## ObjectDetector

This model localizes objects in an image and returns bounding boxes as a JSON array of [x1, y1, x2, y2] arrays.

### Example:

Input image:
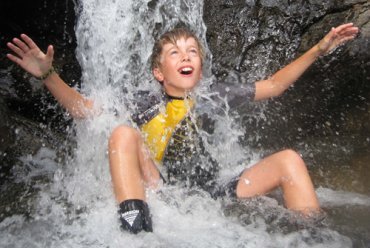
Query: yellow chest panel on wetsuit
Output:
[[141, 98, 194, 163]]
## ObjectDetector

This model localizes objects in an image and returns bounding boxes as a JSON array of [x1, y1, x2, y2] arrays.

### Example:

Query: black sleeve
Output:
[[131, 91, 162, 127], [210, 72, 256, 109]]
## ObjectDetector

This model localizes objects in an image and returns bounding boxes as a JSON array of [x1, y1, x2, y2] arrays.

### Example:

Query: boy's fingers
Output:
[[338, 27, 359, 37], [338, 36, 355, 45], [21, 34, 38, 49], [7, 42, 24, 57], [335, 23, 354, 32], [6, 53, 22, 65], [327, 27, 337, 39], [46, 45, 54, 59], [12, 38, 30, 53]]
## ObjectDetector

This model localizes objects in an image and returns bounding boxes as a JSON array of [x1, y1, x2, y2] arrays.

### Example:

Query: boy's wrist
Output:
[[312, 44, 325, 58], [38, 66, 56, 81]]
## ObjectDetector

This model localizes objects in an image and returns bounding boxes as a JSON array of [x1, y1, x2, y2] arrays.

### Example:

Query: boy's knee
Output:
[[280, 149, 301, 160], [109, 125, 140, 152], [279, 149, 308, 173], [110, 125, 138, 143]]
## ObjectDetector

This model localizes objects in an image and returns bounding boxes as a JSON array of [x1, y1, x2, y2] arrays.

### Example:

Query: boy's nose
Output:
[[181, 52, 190, 62]]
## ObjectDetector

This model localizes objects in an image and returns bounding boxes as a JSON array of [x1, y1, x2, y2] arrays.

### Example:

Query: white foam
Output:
[[317, 187, 370, 207]]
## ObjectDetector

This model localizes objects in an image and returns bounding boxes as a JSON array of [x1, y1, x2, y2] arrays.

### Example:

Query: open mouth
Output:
[[178, 66, 193, 75]]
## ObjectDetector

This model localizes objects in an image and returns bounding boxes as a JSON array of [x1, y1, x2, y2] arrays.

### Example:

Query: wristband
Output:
[[38, 66, 55, 80]]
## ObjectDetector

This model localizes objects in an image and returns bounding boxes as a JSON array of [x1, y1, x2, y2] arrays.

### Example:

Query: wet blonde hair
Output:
[[150, 27, 205, 71]]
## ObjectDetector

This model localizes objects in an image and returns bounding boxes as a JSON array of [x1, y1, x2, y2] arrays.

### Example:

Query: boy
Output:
[[6, 23, 359, 234]]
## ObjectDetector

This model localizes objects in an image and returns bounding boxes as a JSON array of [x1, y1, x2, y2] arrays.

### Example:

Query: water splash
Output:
[[0, 0, 364, 247]]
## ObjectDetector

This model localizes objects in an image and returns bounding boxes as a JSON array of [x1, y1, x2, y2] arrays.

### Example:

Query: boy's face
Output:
[[153, 37, 202, 97]]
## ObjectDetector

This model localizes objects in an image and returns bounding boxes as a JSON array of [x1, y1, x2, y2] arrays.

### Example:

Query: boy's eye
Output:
[[170, 50, 178, 55]]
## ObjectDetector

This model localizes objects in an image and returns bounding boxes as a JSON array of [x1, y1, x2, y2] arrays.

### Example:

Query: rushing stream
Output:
[[1, 0, 370, 247]]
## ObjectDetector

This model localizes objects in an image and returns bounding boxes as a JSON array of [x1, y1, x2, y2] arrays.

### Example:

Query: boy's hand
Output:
[[7, 34, 54, 78], [317, 23, 359, 56]]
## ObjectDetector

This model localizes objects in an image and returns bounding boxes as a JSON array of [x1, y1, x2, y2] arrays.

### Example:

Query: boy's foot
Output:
[[118, 199, 153, 234]]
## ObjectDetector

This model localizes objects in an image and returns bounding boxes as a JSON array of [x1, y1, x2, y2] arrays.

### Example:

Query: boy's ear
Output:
[[153, 68, 164, 82]]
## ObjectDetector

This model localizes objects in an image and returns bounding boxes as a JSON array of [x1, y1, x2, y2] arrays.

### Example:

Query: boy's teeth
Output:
[[179, 67, 193, 74]]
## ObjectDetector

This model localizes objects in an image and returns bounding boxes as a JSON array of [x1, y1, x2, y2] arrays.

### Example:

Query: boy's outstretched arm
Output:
[[253, 23, 359, 101], [7, 34, 94, 119]]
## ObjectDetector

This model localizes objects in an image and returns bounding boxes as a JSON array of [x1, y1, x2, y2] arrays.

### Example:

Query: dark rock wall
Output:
[[204, 0, 368, 76], [0, 0, 80, 122], [0, 0, 79, 182]]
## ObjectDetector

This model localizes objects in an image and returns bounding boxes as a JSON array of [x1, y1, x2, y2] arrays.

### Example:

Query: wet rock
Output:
[[0, 0, 79, 179], [222, 197, 328, 235], [204, 0, 368, 77], [0, 0, 81, 124], [325, 205, 370, 248], [294, 1, 370, 135]]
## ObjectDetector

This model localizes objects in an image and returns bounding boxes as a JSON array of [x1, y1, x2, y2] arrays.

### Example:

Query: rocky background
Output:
[[0, 0, 80, 183], [0, 0, 80, 218]]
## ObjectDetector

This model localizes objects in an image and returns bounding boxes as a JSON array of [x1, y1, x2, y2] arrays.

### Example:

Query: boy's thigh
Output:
[[136, 129, 161, 187], [235, 151, 294, 198], [110, 124, 160, 187], [140, 155, 161, 188]]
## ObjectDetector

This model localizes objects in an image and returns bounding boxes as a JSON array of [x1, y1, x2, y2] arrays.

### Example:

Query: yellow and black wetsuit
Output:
[[131, 78, 255, 196], [141, 95, 194, 163], [132, 92, 218, 190]]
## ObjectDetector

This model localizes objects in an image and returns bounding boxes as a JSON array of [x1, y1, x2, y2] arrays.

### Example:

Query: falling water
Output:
[[1, 0, 370, 247]]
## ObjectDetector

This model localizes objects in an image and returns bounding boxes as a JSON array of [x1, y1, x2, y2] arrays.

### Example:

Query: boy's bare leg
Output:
[[108, 125, 160, 203], [236, 149, 320, 213], [108, 125, 160, 233]]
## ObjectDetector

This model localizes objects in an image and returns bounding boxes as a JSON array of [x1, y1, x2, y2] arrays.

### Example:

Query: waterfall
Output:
[[1, 0, 369, 247]]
